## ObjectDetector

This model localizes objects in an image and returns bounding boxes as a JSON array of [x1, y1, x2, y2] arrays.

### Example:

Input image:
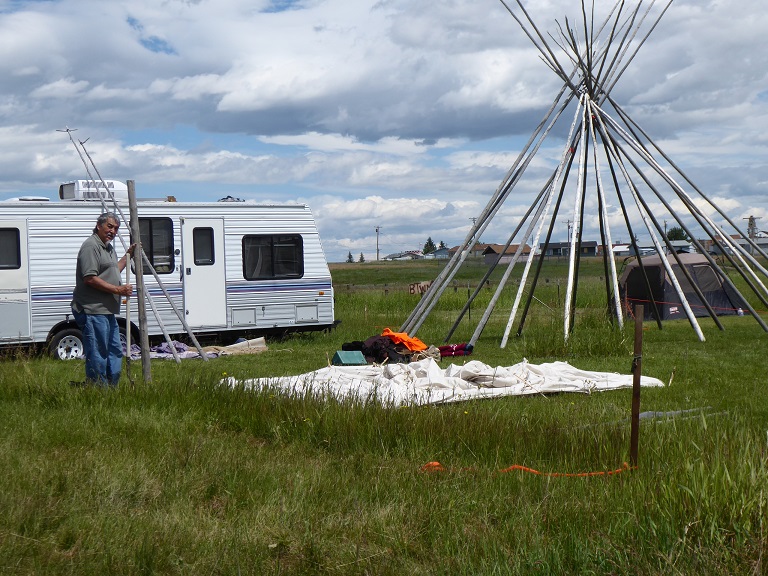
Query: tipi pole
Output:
[[608, 96, 768, 289], [402, 83, 577, 336], [124, 235, 133, 386], [609, 146, 725, 329], [444, 180, 551, 343], [608, 95, 768, 262], [563, 97, 590, 342], [75, 141, 209, 360], [60, 130, 184, 362], [596, 102, 768, 324], [594, 113, 706, 341], [499, 99, 585, 346], [602, 0, 674, 98], [515, 150, 579, 337], [588, 111, 623, 326], [602, 141, 664, 327], [611, 137, 768, 324], [469, 191, 550, 347]]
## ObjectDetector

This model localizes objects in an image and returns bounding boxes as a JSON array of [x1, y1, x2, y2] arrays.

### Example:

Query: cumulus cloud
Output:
[[0, 0, 766, 261]]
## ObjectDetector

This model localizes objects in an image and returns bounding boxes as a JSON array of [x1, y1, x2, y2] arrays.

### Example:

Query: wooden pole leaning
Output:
[[128, 180, 152, 383]]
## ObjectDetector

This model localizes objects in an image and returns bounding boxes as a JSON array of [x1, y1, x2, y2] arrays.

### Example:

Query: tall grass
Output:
[[1, 258, 767, 574]]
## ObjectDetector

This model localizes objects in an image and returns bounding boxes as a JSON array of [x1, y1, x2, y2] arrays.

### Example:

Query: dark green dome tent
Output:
[[619, 253, 749, 321]]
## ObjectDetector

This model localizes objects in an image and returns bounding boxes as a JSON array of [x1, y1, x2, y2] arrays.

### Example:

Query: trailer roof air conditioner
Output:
[[59, 180, 129, 202]]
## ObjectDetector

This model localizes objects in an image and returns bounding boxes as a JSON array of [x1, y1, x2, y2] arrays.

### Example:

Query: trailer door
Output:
[[0, 220, 31, 341], [180, 218, 226, 328]]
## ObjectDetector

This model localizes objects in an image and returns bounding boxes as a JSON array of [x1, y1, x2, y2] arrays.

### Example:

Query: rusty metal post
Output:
[[630, 304, 643, 467]]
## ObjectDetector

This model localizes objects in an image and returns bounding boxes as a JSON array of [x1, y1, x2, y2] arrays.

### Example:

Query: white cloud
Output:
[[0, 0, 765, 263]]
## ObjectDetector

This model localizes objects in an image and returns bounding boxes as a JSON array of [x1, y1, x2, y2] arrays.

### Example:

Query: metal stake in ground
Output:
[[630, 304, 643, 468]]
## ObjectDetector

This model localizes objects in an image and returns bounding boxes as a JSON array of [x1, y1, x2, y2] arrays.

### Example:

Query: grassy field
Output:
[[1, 258, 767, 574]]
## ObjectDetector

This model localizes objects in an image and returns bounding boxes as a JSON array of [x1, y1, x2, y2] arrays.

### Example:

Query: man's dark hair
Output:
[[93, 212, 119, 233]]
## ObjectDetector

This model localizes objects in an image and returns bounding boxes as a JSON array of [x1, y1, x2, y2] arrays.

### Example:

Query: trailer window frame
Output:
[[242, 234, 304, 280], [192, 227, 215, 266], [0, 228, 21, 270], [138, 217, 175, 274]]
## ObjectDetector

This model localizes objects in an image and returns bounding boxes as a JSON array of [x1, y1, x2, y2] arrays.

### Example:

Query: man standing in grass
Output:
[[71, 212, 135, 386]]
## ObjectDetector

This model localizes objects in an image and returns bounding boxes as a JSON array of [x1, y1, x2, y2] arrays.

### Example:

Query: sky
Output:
[[0, 0, 767, 262]]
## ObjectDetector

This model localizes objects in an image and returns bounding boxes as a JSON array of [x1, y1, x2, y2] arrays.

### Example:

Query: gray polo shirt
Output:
[[71, 233, 122, 315]]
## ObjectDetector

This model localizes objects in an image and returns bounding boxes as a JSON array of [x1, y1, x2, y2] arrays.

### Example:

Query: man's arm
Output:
[[84, 275, 133, 297]]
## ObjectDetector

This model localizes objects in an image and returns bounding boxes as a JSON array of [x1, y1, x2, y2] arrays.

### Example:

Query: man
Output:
[[71, 212, 135, 386]]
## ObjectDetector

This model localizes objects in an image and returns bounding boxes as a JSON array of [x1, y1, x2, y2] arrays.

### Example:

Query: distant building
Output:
[[481, 243, 533, 265], [665, 240, 694, 254], [629, 245, 655, 256], [424, 247, 451, 259], [448, 243, 494, 259], [701, 234, 768, 256], [539, 241, 598, 257], [383, 250, 424, 261]]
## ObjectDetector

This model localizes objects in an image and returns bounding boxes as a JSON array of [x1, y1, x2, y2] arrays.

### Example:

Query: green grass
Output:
[[1, 258, 767, 574]]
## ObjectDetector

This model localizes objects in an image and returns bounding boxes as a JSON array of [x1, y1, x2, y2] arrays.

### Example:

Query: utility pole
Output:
[[744, 215, 761, 255], [375, 226, 381, 261], [744, 215, 760, 240]]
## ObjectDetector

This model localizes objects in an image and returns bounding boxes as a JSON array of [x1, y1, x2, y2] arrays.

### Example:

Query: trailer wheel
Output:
[[49, 328, 85, 360]]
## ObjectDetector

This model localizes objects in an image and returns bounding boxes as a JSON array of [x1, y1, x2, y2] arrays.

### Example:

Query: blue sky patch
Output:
[[262, 0, 304, 14], [127, 16, 177, 55]]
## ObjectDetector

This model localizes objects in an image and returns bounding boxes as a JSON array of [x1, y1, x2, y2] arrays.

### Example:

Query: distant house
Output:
[[424, 247, 451, 260], [612, 244, 631, 257], [448, 243, 494, 259], [539, 240, 598, 257], [481, 243, 533, 265], [701, 234, 768, 256], [629, 245, 655, 256], [665, 240, 694, 254], [383, 250, 424, 261]]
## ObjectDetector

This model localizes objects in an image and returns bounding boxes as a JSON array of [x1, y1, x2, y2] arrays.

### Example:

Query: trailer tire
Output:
[[49, 328, 85, 360], [119, 325, 137, 354]]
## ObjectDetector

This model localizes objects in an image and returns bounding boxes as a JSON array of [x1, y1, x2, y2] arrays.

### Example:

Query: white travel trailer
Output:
[[0, 180, 336, 358]]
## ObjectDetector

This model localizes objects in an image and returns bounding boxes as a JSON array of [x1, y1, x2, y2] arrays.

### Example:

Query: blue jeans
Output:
[[73, 310, 122, 386]]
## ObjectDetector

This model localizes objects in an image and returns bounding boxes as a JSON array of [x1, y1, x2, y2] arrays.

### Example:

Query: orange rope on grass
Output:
[[420, 461, 636, 477], [497, 462, 634, 477]]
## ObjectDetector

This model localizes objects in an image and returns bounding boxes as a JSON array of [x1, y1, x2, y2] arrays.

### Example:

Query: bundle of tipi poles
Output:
[[401, 0, 768, 345], [60, 128, 208, 367]]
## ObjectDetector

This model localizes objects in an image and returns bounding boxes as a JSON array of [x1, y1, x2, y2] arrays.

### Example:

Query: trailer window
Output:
[[243, 235, 303, 280], [0, 228, 21, 269], [193, 227, 215, 266], [139, 218, 175, 274]]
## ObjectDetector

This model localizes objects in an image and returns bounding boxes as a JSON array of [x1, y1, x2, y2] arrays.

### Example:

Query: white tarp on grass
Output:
[[226, 358, 665, 406]]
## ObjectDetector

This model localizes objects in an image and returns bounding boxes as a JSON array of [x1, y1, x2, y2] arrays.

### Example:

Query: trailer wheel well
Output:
[[47, 319, 81, 345]]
